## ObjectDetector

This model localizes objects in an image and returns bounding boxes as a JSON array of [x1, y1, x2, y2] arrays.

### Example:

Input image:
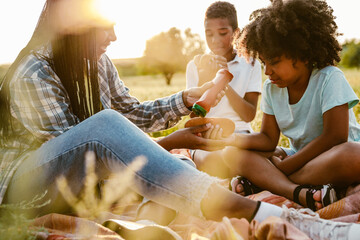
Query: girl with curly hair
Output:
[[222, 0, 360, 211]]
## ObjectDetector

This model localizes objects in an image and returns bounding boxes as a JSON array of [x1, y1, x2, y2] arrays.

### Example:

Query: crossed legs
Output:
[[222, 143, 360, 209]]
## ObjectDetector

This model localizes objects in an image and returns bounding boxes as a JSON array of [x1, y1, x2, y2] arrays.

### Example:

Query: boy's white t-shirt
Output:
[[186, 54, 262, 132], [261, 66, 360, 152]]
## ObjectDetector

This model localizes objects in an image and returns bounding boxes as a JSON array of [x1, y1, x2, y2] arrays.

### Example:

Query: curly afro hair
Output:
[[205, 1, 238, 30], [235, 0, 342, 69]]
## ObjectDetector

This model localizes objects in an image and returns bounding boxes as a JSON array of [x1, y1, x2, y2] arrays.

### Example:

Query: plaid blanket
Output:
[[30, 183, 360, 240]]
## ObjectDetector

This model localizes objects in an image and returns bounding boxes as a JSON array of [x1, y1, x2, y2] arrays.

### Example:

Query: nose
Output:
[[211, 35, 221, 45], [108, 27, 117, 42], [264, 64, 272, 76]]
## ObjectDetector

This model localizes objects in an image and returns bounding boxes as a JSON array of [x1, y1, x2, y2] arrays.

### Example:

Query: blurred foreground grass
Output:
[[122, 68, 360, 146]]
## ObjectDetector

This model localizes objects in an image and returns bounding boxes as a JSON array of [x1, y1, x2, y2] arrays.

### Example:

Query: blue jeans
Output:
[[5, 109, 215, 217]]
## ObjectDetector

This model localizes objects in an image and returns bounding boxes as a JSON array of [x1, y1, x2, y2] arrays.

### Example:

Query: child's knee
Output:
[[222, 147, 252, 168]]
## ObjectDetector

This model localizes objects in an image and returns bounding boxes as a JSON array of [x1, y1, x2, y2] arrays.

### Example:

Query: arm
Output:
[[106, 56, 190, 132], [225, 58, 262, 122], [225, 88, 260, 122], [228, 113, 280, 151], [273, 104, 349, 175], [107, 56, 219, 133], [156, 124, 229, 151]]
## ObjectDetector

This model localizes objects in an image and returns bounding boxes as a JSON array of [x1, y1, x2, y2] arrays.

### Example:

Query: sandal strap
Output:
[[293, 184, 312, 205], [305, 187, 318, 211], [321, 184, 338, 207], [230, 176, 261, 196], [293, 184, 337, 211]]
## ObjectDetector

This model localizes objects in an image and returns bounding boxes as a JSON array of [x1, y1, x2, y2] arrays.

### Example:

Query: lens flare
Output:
[[93, 0, 118, 24]]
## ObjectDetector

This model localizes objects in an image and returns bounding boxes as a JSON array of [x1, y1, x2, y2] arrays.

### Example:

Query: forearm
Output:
[[231, 132, 278, 151], [226, 88, 257, 122], [121, 91, 190, 132], [156, 137, 174, 151], [278, 134, 347, 175]]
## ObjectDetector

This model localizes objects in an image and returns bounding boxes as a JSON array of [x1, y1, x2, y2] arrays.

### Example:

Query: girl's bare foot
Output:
[[229, 176, 262, 196]]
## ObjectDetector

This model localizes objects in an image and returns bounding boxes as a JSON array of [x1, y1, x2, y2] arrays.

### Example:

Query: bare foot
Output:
[[313, 190, 323, 209], [230, 178, 246, 196], [299, 189, 323, 210]]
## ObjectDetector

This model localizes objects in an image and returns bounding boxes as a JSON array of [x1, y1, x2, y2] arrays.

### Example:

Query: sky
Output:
[[0, 0, 359, 65]]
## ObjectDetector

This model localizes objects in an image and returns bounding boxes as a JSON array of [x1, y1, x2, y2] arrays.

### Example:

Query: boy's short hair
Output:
[[205, 1, 238, 30], [236, 0, 342, 69]]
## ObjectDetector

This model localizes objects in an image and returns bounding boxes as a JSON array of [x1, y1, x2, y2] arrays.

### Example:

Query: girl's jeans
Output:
[[5, 109, 215, 217]]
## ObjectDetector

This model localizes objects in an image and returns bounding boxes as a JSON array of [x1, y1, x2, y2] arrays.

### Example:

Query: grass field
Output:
[[121, 68, 360, 146], [1, 65, 359, 144]]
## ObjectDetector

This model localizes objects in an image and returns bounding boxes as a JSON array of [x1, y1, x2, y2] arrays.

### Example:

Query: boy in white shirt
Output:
[[186, 1, 262, 177]]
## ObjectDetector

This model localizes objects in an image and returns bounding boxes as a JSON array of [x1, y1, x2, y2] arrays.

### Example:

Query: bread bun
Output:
[[184, 117, 235, 138]]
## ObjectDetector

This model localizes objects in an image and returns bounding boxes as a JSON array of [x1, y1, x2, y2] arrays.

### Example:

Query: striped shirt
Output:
[[0, 46, 190, 203]]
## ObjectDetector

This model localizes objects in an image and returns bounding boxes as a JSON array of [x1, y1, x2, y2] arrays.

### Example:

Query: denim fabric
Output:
[[5, 109, 216, 217]]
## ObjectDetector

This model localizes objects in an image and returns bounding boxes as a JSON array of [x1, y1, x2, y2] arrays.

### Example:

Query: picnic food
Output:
[[192, 69, 233, 117], [184, 117, 235, 138]]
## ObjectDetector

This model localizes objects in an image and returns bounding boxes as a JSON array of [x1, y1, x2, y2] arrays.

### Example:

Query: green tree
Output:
[[340, 39, 360, 69], [140, 27, 205, 85]]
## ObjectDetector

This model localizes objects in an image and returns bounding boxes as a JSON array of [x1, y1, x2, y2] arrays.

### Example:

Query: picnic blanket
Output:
[[30, 184, 360, 240], [28, 147, 360, 239]]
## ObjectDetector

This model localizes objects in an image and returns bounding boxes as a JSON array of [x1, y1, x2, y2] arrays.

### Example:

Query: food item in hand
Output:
[[192, 69, 233, 117], [184, 117, 235, 138]]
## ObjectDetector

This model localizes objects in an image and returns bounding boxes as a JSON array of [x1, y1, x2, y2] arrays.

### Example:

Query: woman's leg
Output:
[[4, 109, 258, 220]]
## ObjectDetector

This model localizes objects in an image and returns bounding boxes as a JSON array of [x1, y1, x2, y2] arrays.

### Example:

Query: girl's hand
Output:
[[270, 155, 282, 168], [272, 146, 288, 159], [202, 124, 223, 140]]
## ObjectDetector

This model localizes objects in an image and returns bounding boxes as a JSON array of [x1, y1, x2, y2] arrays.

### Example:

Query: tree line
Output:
[[1, 29, 360, 85]]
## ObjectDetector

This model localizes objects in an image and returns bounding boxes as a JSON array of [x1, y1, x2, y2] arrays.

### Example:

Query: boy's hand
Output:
[[195, 54, 227, 70], [195, 54, 228, 85]]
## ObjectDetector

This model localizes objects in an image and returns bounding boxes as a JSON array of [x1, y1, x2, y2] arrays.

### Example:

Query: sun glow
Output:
[[93, 0, 118, 24]]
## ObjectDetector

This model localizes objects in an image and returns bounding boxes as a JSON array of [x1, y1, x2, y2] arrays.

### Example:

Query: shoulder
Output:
[[186, 59, 197, 70], [262, 79, 272, 90], [98, 54, 118, 79], [314, 66, 345, 80], [12, 50, 58, 86], [98, 54, 116, 69]]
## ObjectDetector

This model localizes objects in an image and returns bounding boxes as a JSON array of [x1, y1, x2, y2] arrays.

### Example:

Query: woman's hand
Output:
[[157, 123, 229, 151], [182, 81, 227, 109]]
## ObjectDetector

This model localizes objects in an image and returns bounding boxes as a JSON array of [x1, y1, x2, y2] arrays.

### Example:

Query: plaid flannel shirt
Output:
[[0, 47, 190, 204]]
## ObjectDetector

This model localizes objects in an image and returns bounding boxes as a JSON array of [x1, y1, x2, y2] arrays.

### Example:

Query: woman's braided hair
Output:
[[235, 0, 342, 69]]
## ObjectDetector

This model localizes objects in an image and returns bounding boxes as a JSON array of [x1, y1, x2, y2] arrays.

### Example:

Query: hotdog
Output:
[[184, 117, 235, 138]]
